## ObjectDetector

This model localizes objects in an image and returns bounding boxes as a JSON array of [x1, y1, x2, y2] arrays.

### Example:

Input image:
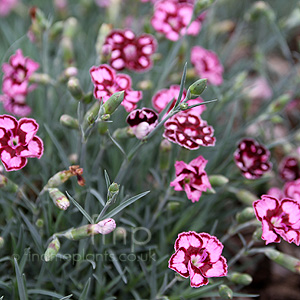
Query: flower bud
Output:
[[35, 219, 44, 228], [98, 122, 108, 135], [44, 237, 60, 262], [48, 188, 70, 210], [267, 93, 291, 114], [208, 175, 229, 187], [96, 23, 113, 59], [252, 227, 262, 241], [137, 80, 153, 90], [102, 91, 125, 115], [113, 127, 135, 139], [236, 189, 258, 206], [236, 207, 256, 223], [49, 21, 64, 40], [228, 272, 253, 286], [167, 201, 181, 211], [63, 17, 78, 39], [67, 77, 84, 100], [60, 114, 79, 130], [83, 91, 93, 104], [195, 0, 215, 12], [188, 78, 207, 98], [218, 284, 233, 299], [93, 218, 116, 235], [83, 101, 101, 130], [29, 73, 52, 85], [0, 175, 18, 193], [263, 248, 300, 274], [245, 1, 275, 22], [0, 237, 4, 249], [159, 139, 172, 171], [108, 182, 119, 204]]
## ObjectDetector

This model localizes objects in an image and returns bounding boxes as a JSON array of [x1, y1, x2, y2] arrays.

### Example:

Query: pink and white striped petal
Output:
[[168, 248, 189, 278], [17, 118, 39, 144], [188, 261, 208, 288], [0, 148, 27, 171], [17, 136, 44, 158], [200, 256, 228, 278], [175, 231, 202, 251]]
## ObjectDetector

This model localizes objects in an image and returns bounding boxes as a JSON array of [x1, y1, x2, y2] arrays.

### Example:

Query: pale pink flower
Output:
[[244, 77, 272, 101], [90, 64, 142, 112], [0, 115, 44, 171], [253, 195, 300, 245], [0, 0, 18, 16], [2, 49, 39, 97], [234, 138, 272, 179], [0, 94, 31, 117], [267, 187, 284, 200], [151, 0, 203, 41], [102, 29, 157, 72], [163, 112, 215, 150], [279, 157, 300, 182], [94, 218, 116, 234], [169, 231, 227, 287], [191, 46, 223, 86], [284, 179, 300, 203], [126, 108, 158, 139], [170, 155, 211, 202], [95, 0, 110, 7], [152, 85, 206, 116]]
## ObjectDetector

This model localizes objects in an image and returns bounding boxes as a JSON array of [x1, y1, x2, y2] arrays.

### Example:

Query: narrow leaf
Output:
[[79, 278, 91, 300], [14, 258, 28, 300], [104, 170, 111, 189], [108, 249, 127, 284]]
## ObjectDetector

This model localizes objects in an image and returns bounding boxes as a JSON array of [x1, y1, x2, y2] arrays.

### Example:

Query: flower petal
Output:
[[200, 256, 228, 278], [0, 114, 18, 132], [253, 195, 278, 221], [16, 136, 44, 158], [199, 233, 223, 263], [17, 118, 39, 144], [261, 219, 280, 245], [168, 248, 189, 278], [0, 148, 27, 171], [175, 231, 202, 251], [188, 261, 208, 288]]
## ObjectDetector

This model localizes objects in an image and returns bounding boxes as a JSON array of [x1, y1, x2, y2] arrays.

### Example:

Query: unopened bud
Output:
[[29, 73, 51, 85], [98, 122, 108, 135], [267, 94, 291, 114], [228, 272, 253, 286], [218, 284, 233, 299], [63, 17, 78, 38], [60, 114, 79, 130], [101, 114, 110, 121], [179, 103, 189, 110], [236, 207, 256, 223], [208, 175, 229, 187], [236, 189, 258, 206], [159, 139, 172, 171], [264, 248, 300, 274], [167, 201, 181, 211], [0, 237, 4, 248], [44, 237, 60, 262], [49, 21, 64, 40], [83, 101, 101, 130], [137, 80, 153, 90], [83, 92, 93, 104], [252, 227, 262, 241], [67, 77, 84, 100], [195, 0, 215, 12], [93, 218, 116, 235], [102, 91, 125, 115], [48, 188, 70, 210], [96, 23, 113, 59], [0, 175, 18, 193], [60, 37, 74, 67], [188, 78, 207, 98], [113, 127, 135, 139], [36, 219, 44, 228], [245, 1, 276, 22], [108, 182, 119, 204]]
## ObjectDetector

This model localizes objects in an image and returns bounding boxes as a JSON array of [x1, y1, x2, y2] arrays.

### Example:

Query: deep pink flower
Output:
[[284, 179, 300, 203], [279, 157, 300, 182], [102, 29, 157, 72], [191, 46, 223, 86], [126, 108, 158, 139], [169, 231, 227, 287], [151, 0, 203, 41], [253, 195, 300, 245], [2, 49, 39, 97], [163, 112, 215, 150], [234, 138, 272, 179], [170, 155, 211, 202], [152, 85, 206, 116], [90, 64, 142, 112], [0, 0, 18, 16], [0, 94, 32, 117], [0, 115, 43, 171]]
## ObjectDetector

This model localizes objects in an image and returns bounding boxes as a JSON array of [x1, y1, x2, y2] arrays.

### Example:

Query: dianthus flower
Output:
[[234, 138, 272, 179], [253, 195, 300, 245], [191, 46, 223, 86], [0, 94, 32, 117], [102, 29, 157, 72], [151, 0, 204, 41], [170, 155, 211, 202], [152, 85, 206, 116], [284, 179, 300, 203], [169, 231, 227, 287], [2, 49, 39, 97], [90, 64, 142, 112], [163, 112, 215, 150], [126, 108, 158, 139], [279, 157, 300, 182], [0, 115, 43, 171], [0, 0, 18, 16]]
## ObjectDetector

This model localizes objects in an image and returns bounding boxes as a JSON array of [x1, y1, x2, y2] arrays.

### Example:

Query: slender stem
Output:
[[228, 240, 255, 267], [158, 277, 178, 296]]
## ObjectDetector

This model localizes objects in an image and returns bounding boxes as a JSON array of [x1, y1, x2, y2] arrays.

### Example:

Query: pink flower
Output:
[[0, 0, 18, 16], [284, 179, 300, 203], [152, 85, 206, 116], [0, 94, 32, 117], [90, 64, 142, 112], [95, 0, 110, 7], [168, 231, 227, 287], [94, 218, 116, 234], [2, 49, 39, 97], [267, 187, 284, 200], [243, 77, 272, 101], [126, 108, 158, 139], [0, 115, 44, 171], [279, 157, 300, 182], [163, 112, 215, 150], [102, 29, 157, 72], [151, 0, 203, 41], [253, 195, 300, 245], [191, 46, 223, 86], [234, 138, 272, 179], [170, 155, 211, 202]]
